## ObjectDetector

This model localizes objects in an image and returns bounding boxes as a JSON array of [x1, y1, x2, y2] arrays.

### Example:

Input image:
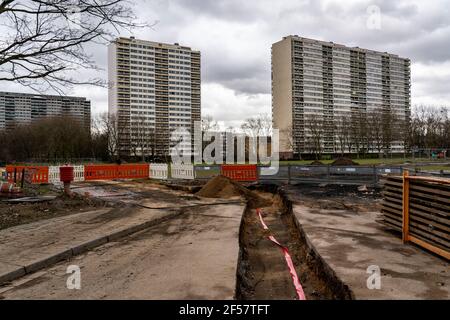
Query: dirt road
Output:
[[0, 203, 244, 300]]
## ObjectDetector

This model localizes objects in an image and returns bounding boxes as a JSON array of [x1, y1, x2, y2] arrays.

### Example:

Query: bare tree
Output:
[[408, 105, 450, 157], [368, 111, 384, 158], [134, 117, 152, 162], [90, 114, 108, 160], [350, 111, 363, 158], [201, 115, 220, 134], [335, 116, 351, 156], [360, 113, 372, 157], [381, 110, 397, 157], [304, 115, 323, 160], [280, 125, 295, 154], [99, 112, 123, 162], [241, 113, 272, 138], [0, 0, 149, 93]]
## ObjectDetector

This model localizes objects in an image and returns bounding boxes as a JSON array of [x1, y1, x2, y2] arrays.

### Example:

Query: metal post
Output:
[[373, 165, 377, 185], [13, 168, 17, 183], [288, 164, 291, 185], [21, 169, 25, 188]]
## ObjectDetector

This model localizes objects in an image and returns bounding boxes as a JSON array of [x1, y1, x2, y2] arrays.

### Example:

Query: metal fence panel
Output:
[[73, 165, 85, 182], [194, 165, 221, 180], [258, 166, 288, 180], [290, 165, 329, 180], [171, 164, 195, 180], [150, 164, 168, 180], [48, 166, 62, 186]]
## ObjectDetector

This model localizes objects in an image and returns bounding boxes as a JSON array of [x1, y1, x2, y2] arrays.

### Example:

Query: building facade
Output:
[[108, 37, 201, 157], [272, 35, 411, 158], [0, 92, 91, 131]]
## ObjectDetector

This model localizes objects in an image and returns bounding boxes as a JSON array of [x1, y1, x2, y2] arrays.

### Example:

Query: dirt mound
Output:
[[331, 157, 359, 166], [196, 175, 270, 208], [310, 160, 324, 165]]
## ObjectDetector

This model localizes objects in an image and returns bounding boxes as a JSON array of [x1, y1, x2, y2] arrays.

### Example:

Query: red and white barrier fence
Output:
[[6, 166, 49, 184], [222, 164, 258, 182], [4, 163, 262, 184]]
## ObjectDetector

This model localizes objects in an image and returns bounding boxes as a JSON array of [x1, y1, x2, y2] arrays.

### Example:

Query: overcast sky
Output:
[[3, 0, 450, 128]]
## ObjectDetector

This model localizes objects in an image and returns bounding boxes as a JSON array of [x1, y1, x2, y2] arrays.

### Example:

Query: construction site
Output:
[[0, 162, 448, 300]]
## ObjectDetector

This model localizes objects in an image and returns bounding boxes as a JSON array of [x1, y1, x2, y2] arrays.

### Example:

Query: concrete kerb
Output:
[[0, 210, 185, 286], [0, 264, 26, 286]]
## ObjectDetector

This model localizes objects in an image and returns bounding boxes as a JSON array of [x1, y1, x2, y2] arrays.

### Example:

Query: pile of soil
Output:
[[310, 160, 324, 165], [331, 157, 359, 166], [196, 175, 271, 208]]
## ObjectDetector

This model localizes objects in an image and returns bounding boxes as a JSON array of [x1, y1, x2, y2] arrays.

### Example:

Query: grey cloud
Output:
[[2, 0, 449, 127]]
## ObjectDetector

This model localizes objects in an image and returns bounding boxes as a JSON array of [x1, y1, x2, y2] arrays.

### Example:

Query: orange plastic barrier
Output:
[[221, 164, 258, 182], [117, 164, 149, 179], [84, 165, 118, 181], [84, 164, 149, 181], [6, 166, 49, 184]]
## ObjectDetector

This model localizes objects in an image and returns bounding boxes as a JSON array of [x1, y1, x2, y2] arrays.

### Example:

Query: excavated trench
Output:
[[235, 185, 353, 300]]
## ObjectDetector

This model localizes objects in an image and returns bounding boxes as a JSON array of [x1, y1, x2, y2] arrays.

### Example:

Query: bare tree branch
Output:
[[0, 0, 152, 93]]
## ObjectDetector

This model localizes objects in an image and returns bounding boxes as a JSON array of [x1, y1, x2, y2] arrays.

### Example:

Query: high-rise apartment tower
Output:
[[108, 37, 201, 157], [272, 35, 411, 159]]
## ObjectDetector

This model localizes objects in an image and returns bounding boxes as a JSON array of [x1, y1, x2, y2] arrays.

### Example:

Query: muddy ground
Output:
[[0, 179, 204, 231], [0, 193, 107, 231], [286, 184, 382, 213]]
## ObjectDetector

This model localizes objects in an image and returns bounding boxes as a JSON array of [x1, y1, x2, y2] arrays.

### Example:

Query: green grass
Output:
[[279, 158, 450, 166], [191, 158, 450, 167]]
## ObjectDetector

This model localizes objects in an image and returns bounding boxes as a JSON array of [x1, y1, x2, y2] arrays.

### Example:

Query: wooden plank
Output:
[[378, 219, 402, 233], [382, 189, 403, 199], [410, 208, 450, 228], [383, 180, 403, 188], [409, 236, 450, 260], [410, 227, 450, 250], [382, 213, 450, 249], [410, 195, 450, 213], [410, 202, 450, 220], [382, 211, 403, 223], [409, 220, 450, 241], [381, 209, 402, 219], [381, 173, 450, 257], [410, 182, 450, 198], [411, 233, 449, 252], [409, 212, 450, 233], [408, 176, 450, 185], [381, 192, 402, 203], [382, 207, 402, 217], [381, 201, 403, 213], [409, 189, 450, 207], [383, 215, 402, 228], [382, 215, 450, 250], [383, 211, 401, 222]]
